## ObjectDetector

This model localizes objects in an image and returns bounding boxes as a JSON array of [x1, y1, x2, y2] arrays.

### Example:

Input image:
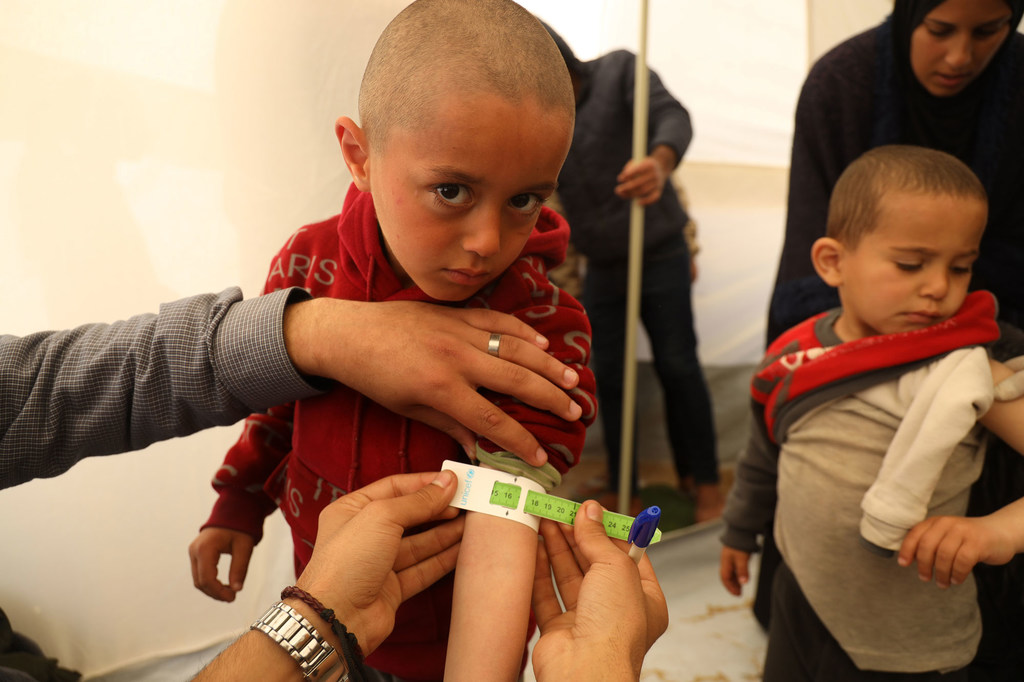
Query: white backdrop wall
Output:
[[0, 0, 900, 674]]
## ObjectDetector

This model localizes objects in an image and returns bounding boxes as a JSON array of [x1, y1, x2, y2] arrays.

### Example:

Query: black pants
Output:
[[583, 243, 718, 493], [763, 561, 968, 682]]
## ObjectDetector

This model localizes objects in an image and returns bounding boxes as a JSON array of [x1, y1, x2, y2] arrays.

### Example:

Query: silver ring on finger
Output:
[[487, 333, 502, 358]]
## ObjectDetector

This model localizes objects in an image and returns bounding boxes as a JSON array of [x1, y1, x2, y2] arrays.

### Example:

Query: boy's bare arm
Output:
[[445, 512, 537, 682], [979, 358, 1024, 452]]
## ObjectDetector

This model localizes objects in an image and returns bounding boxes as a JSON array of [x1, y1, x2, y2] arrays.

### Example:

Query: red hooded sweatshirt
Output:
[[203, 184, 596, 680]]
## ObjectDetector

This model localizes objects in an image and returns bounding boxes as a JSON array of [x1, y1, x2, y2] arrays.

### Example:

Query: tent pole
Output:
[[617, 0, 650, 515], [805, 0, 814, 68]]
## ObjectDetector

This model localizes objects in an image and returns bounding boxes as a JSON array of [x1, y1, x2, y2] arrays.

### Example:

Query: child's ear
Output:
[[336, 116, 372, 191], [811, 237, 845, 287]]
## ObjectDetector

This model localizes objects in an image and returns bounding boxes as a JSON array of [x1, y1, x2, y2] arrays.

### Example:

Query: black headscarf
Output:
[[890, 0, 1024, 162]]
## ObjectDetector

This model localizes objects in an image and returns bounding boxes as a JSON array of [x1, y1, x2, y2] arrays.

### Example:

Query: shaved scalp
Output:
[[359, 0, 575, 150], [828, 144, 988, 246]]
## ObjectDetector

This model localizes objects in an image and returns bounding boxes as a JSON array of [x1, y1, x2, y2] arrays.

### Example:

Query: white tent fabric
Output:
[[0, 0, 980, 674]]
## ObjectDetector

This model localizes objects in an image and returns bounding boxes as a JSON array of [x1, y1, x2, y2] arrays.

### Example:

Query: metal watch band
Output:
[[251, 601, 349, 682]]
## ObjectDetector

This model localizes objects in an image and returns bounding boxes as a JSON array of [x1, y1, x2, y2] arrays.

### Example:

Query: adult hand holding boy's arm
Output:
[[282, 299, 582, 467], [531, 502, 668, 682], [898, 496, 1024, 589]]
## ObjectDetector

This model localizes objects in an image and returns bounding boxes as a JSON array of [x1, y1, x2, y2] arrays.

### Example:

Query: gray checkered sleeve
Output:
[[0, 287, 324, 489]]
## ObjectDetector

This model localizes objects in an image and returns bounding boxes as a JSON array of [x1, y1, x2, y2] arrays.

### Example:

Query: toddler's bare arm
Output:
[[979, 357, 1024, 451]]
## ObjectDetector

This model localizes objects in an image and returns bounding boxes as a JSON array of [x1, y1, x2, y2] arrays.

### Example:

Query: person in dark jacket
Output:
[[769, 0, 1024, 341], [543, 24, 722, 521]]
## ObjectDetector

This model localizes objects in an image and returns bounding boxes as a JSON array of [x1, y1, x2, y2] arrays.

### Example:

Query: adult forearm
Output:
[[193, 597, 353, 682], [0, 287, 320, 488], [646, 70, 691, 158], [649, 145, 679, 178], [193, 630, 304, 682], [195, 472, 465, 681]]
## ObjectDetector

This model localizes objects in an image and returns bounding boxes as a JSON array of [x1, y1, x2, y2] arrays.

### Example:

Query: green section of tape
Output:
[[486, 484, 661, 544], [524, 490, 579, 525], [490, 480, 522, 510]]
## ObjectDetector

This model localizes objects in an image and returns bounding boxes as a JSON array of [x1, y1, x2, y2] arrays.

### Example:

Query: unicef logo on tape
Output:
[[459, 467, 474, 506]]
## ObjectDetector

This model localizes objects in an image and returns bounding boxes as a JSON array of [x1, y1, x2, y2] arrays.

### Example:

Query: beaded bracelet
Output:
[[282, 586, 366, 681]]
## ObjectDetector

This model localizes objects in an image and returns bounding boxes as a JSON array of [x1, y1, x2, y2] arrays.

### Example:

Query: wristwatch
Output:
[[251, 602, 350, 681]]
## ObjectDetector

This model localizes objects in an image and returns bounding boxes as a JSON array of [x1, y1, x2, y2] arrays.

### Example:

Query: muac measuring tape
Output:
[[441, 460, 662, 544]]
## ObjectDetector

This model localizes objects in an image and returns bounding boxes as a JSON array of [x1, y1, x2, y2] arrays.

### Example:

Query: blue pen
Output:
[[627, 506, 661, 563]]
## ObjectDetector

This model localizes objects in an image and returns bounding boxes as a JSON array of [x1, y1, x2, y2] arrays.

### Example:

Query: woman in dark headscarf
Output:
[[752, 2, 1024, 679], [768, 0, 1024, 342]]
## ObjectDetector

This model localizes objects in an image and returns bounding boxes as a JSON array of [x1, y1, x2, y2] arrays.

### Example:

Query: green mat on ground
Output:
[[639, 484, 695, 533]]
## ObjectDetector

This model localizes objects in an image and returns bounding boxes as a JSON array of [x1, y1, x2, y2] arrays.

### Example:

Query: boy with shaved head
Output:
[[189, 1, 596, 680]]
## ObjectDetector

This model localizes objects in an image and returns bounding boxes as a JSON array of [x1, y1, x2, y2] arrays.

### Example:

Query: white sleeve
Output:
[[860, 347, 993, 551]]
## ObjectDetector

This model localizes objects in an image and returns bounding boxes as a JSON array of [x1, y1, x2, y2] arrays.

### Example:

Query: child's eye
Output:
[[951, 265, 973, 275], [509, 193, 542, 214], [896, 262, 922, 272], [434, 184, 471, 205]]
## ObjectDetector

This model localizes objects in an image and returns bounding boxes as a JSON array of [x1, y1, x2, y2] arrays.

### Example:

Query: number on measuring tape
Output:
[[490, 481, 521, 510], [520, 489, 642, 542], [523, 490, 577, 524], [480, 478, 663, 544]]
